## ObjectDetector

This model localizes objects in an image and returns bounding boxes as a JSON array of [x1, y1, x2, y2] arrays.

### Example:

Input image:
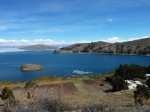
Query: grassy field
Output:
[[0, 72, 149, 111]]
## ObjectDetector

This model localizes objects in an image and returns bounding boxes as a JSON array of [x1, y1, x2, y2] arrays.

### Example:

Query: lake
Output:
[[0, 48, 150, 81]]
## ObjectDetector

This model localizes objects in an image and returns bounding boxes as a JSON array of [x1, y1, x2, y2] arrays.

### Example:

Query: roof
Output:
[[125, 80, 143, 90], [134, 81, 142, 85], [145, 74, 150, 76]]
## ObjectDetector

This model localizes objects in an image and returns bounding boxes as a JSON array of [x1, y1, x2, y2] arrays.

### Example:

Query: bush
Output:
[[82, 103, 110, 112], [146, 78, 150, 89], [134, 85, 150, 105], [14, 94, 71, 112], [0, 87, 15, 111], [105, 77, 113, 84], [112, 76, 128, 92], [114, 64, 147, 80], [25, 81, 37, 89]]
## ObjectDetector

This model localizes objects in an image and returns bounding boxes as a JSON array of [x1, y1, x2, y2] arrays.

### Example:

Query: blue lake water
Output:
[[0, 49, 150, 81]]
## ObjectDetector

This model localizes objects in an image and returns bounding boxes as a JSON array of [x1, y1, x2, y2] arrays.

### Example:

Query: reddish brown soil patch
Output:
[[83, 80, 98, 85], [63, 83, 77, 95]]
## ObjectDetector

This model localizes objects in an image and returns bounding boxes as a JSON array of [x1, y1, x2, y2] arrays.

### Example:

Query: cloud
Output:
[[0, 26, 10, 30], [0, 39, 91, 46], [102, 37, 125, 43], [107, 18, 113, 22], [127, 36, 150, 41], [0, 36, 149, 46], [101, 36, 150, 43]]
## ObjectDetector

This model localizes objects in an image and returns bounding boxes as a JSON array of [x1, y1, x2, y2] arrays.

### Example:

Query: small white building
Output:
[[145, 74, 150, 79], [134, 81, 142, 85], [125, 80, 143, 90]]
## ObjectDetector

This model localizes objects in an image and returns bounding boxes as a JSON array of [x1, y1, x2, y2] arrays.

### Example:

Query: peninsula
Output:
[[19, 44, 57, 50], [54, 38, 150, 55]]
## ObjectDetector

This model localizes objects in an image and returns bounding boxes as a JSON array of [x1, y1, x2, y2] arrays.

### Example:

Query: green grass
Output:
[[88, 70, 115, 81], [89, 75, 101, 81]]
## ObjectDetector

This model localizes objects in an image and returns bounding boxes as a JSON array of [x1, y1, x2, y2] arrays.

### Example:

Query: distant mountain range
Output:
[[54, 38, 150, 55], [19, 44, 57, 50]]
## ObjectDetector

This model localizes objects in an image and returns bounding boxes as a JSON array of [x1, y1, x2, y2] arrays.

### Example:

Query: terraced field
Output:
[[0, 77, 135, 109]]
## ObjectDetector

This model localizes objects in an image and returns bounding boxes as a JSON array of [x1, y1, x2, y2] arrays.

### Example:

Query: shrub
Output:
[[25, 81, 38, 100], [0, 87, 15, 111], [112, 76, 128, 91], [14, 93, 71, 112], [134, 85, 150, 105], [25, 81, 36, 89], [146, 78, 150, 89], [115, 64, 147, 80], [82, 103, 110, 112], [105, 77, 113, 84]]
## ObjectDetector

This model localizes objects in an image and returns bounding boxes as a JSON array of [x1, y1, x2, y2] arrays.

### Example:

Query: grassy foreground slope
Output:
[[0, 72, 150, 112], [1, 71, 150, 111]]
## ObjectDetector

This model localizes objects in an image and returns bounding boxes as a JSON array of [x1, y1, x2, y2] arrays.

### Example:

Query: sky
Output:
[[0, 0, 150, 46]]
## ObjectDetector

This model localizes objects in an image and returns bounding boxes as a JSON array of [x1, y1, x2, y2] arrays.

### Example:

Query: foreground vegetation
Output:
[[0, 64, 150, 112]]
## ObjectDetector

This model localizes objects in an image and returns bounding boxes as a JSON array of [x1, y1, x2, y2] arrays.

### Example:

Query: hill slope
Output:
[[54, 38, 150, 55], [20, 44, 57, 50]]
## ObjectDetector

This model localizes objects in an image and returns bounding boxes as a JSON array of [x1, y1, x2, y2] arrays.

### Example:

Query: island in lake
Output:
[[20, 64, 44, 71], [54, 38, 150, 55], [19, 44, 57, 50]]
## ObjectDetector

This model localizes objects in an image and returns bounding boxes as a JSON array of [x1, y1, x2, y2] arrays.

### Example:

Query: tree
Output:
[[134, 85, 150, 105], [27, 92, 31, 100], [114, 64, 147, 80], [25, 81, 36, 89], [25, 81, 38, 100], [105, 77, 113, 84], [0, 87, 15, 110], [146, 78, 150, 89], [112, 76, 128, 91]]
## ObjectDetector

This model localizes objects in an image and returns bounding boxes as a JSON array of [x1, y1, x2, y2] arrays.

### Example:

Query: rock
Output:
[[20, 64, 44, 71], [53, 49, 60, 53]]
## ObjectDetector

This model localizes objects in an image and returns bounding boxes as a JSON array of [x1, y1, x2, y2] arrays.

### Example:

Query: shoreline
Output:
[[0, 71, 113, 83], [54, 51, 150, 56]]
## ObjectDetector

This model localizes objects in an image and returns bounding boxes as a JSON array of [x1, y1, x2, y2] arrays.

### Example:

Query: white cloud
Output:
[[101, 37, 126, 43], [0, 36, 149, 46], [127, 36, 150, 41], [0, 26, 10, 30], [0, 39, 91, 46], [107, 18, 113, 22], [101, 36, 150, 43]]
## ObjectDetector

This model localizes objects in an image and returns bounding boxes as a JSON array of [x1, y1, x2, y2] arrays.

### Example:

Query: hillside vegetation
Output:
[[0, 65, 150, 111], [19, 44, 57, 50], [54, 38, 150, 55]]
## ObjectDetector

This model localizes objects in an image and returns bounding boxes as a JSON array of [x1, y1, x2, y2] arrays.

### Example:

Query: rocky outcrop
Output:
[[20, 64, 44, 71], [19, 44, 57, 50], [54, 38, 150, 55]]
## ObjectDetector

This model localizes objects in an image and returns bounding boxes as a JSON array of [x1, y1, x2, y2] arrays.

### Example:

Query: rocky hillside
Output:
[[19, 44, 57, 50], [54, 38, 150, 55]]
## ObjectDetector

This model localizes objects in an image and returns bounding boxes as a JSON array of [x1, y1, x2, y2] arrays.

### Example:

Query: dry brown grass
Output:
[[0, 75, 140, 110]]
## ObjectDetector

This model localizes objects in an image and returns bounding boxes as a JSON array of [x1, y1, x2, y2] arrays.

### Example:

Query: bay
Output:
[[0, 49, 150, 81]]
